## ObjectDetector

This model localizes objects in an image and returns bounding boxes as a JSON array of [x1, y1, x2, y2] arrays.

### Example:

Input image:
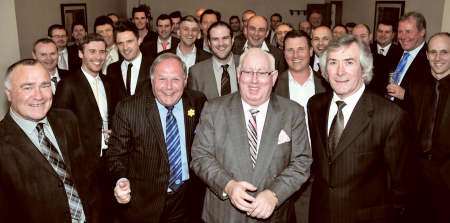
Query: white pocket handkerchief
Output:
[[278, 130, 291, 144]]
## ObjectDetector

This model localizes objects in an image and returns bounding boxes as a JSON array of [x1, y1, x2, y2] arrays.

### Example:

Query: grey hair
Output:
[[238, 48, 276, 71], [149, 53, 187, 78], [319, 34, 373, 84], [4, 59, 39, 90]]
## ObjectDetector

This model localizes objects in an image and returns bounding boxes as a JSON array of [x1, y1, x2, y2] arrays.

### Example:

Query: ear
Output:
[[32, 52, 37, 59], [5, 89, 11, 102], [271, 70, 278, 86], [78, 49, 83, 59], [309, 47, 313, 57]]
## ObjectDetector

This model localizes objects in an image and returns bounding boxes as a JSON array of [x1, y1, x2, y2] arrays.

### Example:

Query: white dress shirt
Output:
[[157, 36, 173, 53], [397, 41, 425, 84], [288, 68, 316, 108], [120, 52, 143, 95], [102, 44, 119, 74], [176, 45, 197, 71], [243, 41, 270, 52], [377, 43, 392, 56]]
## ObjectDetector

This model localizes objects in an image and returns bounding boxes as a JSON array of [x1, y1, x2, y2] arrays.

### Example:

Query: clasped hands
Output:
[[224, 180, 278, 219]]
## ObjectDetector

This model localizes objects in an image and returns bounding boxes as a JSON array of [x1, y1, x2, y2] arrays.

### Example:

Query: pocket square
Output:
[[278, 130, 291, 144]]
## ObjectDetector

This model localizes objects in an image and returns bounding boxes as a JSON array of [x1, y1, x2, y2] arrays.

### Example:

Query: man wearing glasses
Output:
[[191, 48, 312, 222]]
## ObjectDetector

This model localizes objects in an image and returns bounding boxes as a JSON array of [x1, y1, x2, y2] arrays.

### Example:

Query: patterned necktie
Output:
[[165, 106, 182, 191], [328, 101, 346, 156], [36, 123, 84, 221], [221, 64, 231, 96], [247, 109, 259, 168], [379, 48, 385, 55], [392, 52, 410, 84], [126, 63, 133, 95], [58, 51, 68, 70]]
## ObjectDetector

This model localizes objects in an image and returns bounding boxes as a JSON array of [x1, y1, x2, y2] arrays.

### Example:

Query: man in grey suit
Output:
[[191, 48, 312, 222], [188, 21, 239, 100]]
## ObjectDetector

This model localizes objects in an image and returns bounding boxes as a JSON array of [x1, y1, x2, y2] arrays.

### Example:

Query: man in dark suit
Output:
[[310, 26, 332, 73], [232, 9, 256, 53], [107, 21, 154, 103], [196, 9, 220, 53], [32, 38, 69, 94], [405, 32, 450, 223], [160, 15, 211, 70], [368, 20, 403, 96], [0, 59, 100, 222], [140, 14, 180, 58], [54, 34, 115, 221], [188, 21, 239, 100], [232, 15, 286, 72], [191, 48, 312, 223], [267, 13, 282, 47], [107, 53, 207, 223], [308, 35, 412, 223], [386, 12, 432, 106], [132, 4, 157, 45], [48, 24, 81, 71]]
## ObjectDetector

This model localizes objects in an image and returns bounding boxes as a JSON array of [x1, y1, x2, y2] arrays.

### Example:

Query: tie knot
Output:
[[221, 64, 229, 70], [36, 122, 45, 133], [128, 63, 133, 69], [51, 76, 58, 82], [402, 52, 410, 59], [336, 101, 346, 110], [166, 106, 174, 113], [249, 108, 259, 116]]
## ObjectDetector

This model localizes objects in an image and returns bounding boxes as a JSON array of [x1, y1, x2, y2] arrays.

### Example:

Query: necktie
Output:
[[165, 106, 182, 191], [126, 63, 133, 95], [162, 41, 169, 50], [392, 52, 410, 84], [422, 81, 440, 153], [92, 78, 99, 104], [379, 48, 385, 55], [247, 109, 259, 168], [51, 76, 58, 86], [36, 123, 84, 221], [58, 51, 68, 70], [221, 64, 231, 96], [328, 101, 346, 156]]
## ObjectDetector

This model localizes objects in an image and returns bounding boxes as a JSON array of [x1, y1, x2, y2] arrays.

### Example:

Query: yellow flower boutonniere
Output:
[[187, 108, 195, 117]]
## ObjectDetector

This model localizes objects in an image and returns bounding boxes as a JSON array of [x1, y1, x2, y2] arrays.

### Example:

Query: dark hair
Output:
[[71, 22, 87, 33], [132, 4, 152, 20], [283, 30, 311, 48], [47, 24, 66, 37], [355, 23, 371, 33], [181, 15, 199, 25], [345, 22, 356, 28], [200, 9, 221, 23], [156, 14, 172, 26], [114, 21, 139, 40], [207, 21, 233, 40], [377, 20, 396, 32], [169, 11, 182, 19], [229, 15, 239, 23], [333, 24, 347, 32], [94, 15, 114, 31], [307, 10, 322, 20], [271, 13, 282, 21], [107, 12, 119, 18], [78, 33, 106, 52], [32, 38, 57, 53]]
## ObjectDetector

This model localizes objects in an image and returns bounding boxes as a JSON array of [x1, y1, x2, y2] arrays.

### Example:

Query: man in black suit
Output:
[[308, 35, 413, 223], [140, 14, 180, 58], [107, 21, 154, 102], [54, 34, 115, 221], [267, 13, 282, 47], [132, 4, 157, 45], [232, 9, 256, 53], [196, 9, 220, 53], [161, 15, 211, 70], [405, 32, 450, 223], [0, 59, 100, 222], [233, 15, 286, 72], [310, 26, 332, 73], [386, 11, 431, 106], [107, 53, 207, 223], [32, 38, 69, 94], [48, 24, 81, 71], [368, 20, 403, 96]]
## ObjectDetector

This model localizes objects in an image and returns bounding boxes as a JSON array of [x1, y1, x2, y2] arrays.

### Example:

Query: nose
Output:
[[336, 62, 345, 76], [32, 87, 45, 100]]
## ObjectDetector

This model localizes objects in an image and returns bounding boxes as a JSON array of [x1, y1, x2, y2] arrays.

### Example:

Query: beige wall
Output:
[[0, 0, 21, 118], [442, 0, 450, 32], [15, 0, 126, 58], [341, 0, 444, 38]]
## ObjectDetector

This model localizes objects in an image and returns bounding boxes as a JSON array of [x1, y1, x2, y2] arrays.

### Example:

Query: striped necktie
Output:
[[248, 109, 259, 168], [165, 106, 182, 191], [392, 52, 410, 84]]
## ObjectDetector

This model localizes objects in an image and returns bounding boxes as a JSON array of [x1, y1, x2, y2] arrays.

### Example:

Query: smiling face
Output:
[[50, 28, 68, 49], [208, 25, 233, 61], [398, 18, 425, 51], [427, 34, 450, 80], [72, 24, 87, 42], [116, 31, 140, 61], [352, 24, 371, 46], [246, 16, 269, 48], [376, 23, 395, 47], [32, 42, 58, 73], [151, 57, 187, 107], [79, 41, 106, 76], [179, 20, 201, 47], [275, 24, 293, 48], [133, 12, 148, 31], [284, 36, 312, 73], [326, 42, 364, 99], [157, 19, 173, 40], [312, 26, 332, 56], [5, 63, 52, 122], [95, 24, 114, 47]]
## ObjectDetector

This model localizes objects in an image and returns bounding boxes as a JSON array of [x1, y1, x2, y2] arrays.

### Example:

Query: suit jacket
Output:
[[187, 54, 240, 100], [106, 89, 207, 223], [190, 93, 312, 223], [141, 30, 158, 45], [232, 41, 287, 72], [140, 37, 180, 58], [160, 45, 212, 63], [0, 109, 101, 223], [307, 90, 413, 223], [107, 54, 155, 103], [67, 44, 82, 71], [274, 69, 329, 98], [368, 43, 403, 96]]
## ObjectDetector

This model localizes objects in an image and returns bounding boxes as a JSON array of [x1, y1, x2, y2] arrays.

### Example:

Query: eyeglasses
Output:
[[240, 70, 275, 79]]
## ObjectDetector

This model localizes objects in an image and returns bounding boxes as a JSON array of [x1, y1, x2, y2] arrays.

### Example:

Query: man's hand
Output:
[[224, 180, 257, 212], [114, 178, 131, 204], [386, 84, 405, 100], [247, 189, 278, 219]]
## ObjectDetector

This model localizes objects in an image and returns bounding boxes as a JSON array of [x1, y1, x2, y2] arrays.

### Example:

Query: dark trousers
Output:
[[159, 183, 189, 223]]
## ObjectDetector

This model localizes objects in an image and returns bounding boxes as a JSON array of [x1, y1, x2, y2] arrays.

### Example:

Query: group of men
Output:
[[0, 4, 449, 223]]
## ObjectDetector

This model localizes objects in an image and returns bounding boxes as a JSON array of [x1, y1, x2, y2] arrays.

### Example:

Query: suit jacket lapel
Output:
[[145, 96, 169, 163], [206, 60, 220, 98], [78, 71, 102, 118], [318, 93, 332, 157], [332, 91, 373, 161], [47, 111, 72, 174]]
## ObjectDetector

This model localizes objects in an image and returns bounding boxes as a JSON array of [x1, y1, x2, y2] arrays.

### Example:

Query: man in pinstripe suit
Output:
[[307, 35, 413, 223], [106, 53, 207, 223]]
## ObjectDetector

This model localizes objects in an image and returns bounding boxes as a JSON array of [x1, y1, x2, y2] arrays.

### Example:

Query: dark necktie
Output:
[[165, 106, 182, 191], [247, 109, 259, 168], [422, 81, 440, 153], [221, 64, 231, 96], [36, 123, 84, 221], [126, 63, 133, 95], [51, 76, 58, 86], [328, 101, 346, 156]]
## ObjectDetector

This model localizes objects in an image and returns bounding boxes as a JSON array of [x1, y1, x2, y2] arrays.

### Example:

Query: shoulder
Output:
[[190, 58, 212, 72]]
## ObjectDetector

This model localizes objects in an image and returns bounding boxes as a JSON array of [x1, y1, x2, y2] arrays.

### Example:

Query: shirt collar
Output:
[[176, 44, 197, 56], [405, 41, 425, 56], [243, 41, 270, 52], [123, 52, 142, 66], [288, 67, 314, 85], [241, 96, 270, 114], [331, 83, 365, 107], [9, 108, 49, 135], [81, 66, 100, 82]]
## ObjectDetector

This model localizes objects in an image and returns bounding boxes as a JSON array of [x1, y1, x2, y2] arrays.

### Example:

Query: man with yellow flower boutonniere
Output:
[[106, 52, 207, 223]]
